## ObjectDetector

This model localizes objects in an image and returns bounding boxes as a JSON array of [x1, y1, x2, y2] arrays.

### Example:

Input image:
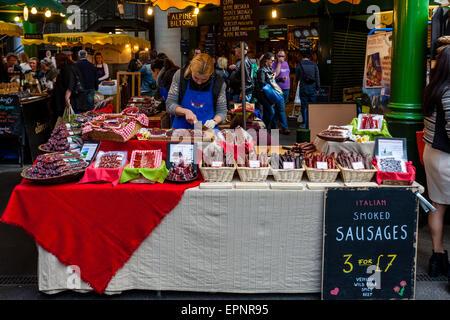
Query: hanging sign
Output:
[[220, 0, 258, 41], [322, 188, 418, 300], [24, 33, 43, 40], [167, 12, 198, 28]]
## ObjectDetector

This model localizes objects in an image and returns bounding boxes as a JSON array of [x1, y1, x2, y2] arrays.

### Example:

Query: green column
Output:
[[22, 21, 38, 57], [386, 0, 429, 186]]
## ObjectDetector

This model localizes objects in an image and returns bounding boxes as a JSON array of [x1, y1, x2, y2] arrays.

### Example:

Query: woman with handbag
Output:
[[256, 52, 283, 130]]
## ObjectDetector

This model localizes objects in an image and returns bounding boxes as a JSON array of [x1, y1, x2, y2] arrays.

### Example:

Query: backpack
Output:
[[299, 62, 316, 85]]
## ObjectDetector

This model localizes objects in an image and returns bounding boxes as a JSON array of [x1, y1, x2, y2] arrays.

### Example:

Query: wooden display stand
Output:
[[148, 111, 171, 129], [116, 72, 141, 113]]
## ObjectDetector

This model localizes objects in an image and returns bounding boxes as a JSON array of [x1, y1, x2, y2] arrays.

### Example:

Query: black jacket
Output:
[[76, 59, 99, 91], [229, 55, 254, 95], [256, 65, 275, 91]]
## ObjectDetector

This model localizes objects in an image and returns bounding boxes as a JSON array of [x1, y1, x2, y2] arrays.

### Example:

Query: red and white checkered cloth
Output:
[[82, 113, 149, 141]]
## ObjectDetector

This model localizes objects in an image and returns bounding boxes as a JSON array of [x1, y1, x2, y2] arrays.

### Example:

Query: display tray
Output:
[[21, 167, 85, 185], [165, 175, 199, 184], [316, 134, 348, 142]]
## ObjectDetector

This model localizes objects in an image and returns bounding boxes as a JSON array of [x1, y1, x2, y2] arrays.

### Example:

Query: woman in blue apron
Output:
[[166, 53, 227, 130]]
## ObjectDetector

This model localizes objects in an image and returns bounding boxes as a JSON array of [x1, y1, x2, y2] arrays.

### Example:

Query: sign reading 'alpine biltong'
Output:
[[322, 188, 418, 300], [167, 12, 198, 28], [220, 0, 258, 41]]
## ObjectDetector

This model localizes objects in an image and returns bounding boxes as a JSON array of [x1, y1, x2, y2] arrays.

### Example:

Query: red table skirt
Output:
[[1, 139, 202, 294]]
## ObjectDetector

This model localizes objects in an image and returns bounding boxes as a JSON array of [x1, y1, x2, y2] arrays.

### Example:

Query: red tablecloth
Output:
[[1, 140, 202, 294]]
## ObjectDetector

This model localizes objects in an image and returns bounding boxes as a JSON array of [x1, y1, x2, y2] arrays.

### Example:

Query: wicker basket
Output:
[[237, 166, 270, 182], [303, 163, 340, 183], [338, 164, 377, 183], [381, 179, 413, 186], [199, 165, 236, 182], [271, 166, 305, 183], [88, 123, 142, 142]]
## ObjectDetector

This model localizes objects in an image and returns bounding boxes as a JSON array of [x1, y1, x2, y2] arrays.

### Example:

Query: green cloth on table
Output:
[[350, 118, 392, 141], [119, 161, 169, 184]]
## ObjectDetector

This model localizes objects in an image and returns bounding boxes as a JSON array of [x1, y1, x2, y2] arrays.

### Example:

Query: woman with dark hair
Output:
[[159, 58, 180, 100], [94, 52, 109, 82], [422, 45, 450, 286], [256, 52, 277, 130], [52, 53, 86, 119]]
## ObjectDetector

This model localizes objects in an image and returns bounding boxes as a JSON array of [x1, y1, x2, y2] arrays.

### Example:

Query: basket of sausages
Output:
[[200, 143, 236, 182], [336, 151, 377, 183], [303, 152, 340, 183], [270, 151, 305, 183], [236, 151, 270, 182]]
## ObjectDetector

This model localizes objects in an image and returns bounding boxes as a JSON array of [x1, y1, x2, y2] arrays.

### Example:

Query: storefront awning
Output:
[[153, 0, 220, 11], [0, 0, 67, 14], [21, 32, 151, 50], [0, 21, 23, 37]]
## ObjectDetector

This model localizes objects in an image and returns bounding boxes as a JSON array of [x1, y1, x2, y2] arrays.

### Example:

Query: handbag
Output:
[[262, 83, 283, 105]]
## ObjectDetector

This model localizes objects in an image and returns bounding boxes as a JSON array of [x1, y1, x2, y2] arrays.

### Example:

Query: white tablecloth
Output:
[[38, 187, 325, 294]]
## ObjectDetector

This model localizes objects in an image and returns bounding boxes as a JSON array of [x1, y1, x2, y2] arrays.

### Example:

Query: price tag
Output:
[[283, 162, 295, 169], [351, 162, 365, 170], [249, 160, 261, 168], [211, 161, 223, 168], [316, 161, 328, 170]]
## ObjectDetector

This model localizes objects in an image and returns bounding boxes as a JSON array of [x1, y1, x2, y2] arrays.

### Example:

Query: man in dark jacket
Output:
[[75, 50, 98, 109], [295, 51, 320, 129], [228, 42, 254, 103]]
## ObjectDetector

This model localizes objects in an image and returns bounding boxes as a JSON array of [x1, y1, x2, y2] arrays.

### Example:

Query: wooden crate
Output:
[[148, 111, 170, 129]]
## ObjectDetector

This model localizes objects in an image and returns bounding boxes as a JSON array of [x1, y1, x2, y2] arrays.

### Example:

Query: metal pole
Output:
[[240, 41, 246, 130]]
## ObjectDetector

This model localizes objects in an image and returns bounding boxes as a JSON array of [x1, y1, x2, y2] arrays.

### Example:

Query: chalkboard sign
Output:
[[0, 94, 22, 136], [317, 86, 331, 103], [220, 0, 259, 41], [322, 188, 418, 300]]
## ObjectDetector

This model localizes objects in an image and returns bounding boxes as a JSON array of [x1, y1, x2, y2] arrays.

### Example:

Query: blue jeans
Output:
[[273, 89, 289, 130], [258, 93, 275, 130], [85, 89, 96, 109], [300, 86, 317, 129], [233, 93, 252, 103]]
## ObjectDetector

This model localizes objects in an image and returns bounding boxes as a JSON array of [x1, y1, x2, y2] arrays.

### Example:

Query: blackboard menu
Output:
[[220, 0, 258, 41], [0, 94, 22, 136], [322, 188, 418, 300], [317, 86, 331, 103]]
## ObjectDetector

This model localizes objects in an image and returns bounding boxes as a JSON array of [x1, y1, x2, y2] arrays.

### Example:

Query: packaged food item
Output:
[[42, 124, 83, 152], [270, 151, 304, 170], [167, 160, 197, 182], [94, 151, 128, 169], [304, 152, 337, 170], [378, 157, 407, 173], [357, 114, 384, 131], [237, 151, 270, 168], [202, 143, 234, 168], [336, 151, 373, 170], [27, 152, 88, 178], [129, 150, 163, 169]]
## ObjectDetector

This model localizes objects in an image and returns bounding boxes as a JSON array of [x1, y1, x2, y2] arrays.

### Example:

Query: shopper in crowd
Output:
[[215, 56, 231, 110], [166, 53, 226, 130], [149, 50, 158, 64], [229, 42, 254, 103], [155, 53, 168, 91], [94, 52, 109, 83], [138, 51, 157, 96], [18, 52, 31, 73], [295, 51, 320, 129], [6, 53, 20, 73], [29, 57, 44, 80], [150, 58, 165, 97], [40, 57, 59, 83], [272, 49, 290, 135], [256, 52, 278, 130], [422, 45, 450, 288], [52, 53, 87, 118], [75, 50, 98, 109], [45, 50, 57, 68]]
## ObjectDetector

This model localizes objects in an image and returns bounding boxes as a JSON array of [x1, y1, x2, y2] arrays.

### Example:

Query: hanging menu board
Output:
[[0, 94, 21, 136], [220, 0, 258, 41], [322, 188, 418, 300]]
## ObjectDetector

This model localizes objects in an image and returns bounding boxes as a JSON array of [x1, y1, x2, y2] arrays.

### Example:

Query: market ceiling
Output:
[[0, 0, 66, 14], [150, 0, 359, 10]]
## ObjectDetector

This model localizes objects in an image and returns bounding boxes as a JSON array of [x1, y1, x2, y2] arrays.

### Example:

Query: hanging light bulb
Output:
[[66, 19, 72, 26], [23, 6, 29, 21], [60, 13, 66, 17], [31, 7, 37, 15], [45, 9, 52, 18], [194, 3, 200, 15], [271, 9, 277, 18], [14, 16, 20, 22], [147, 6, 153, 15]]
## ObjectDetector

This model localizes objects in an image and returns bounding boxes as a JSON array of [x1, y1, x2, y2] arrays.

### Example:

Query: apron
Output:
[[160, 86, 168, 101], [172, 80, 216, 129], [96, 64, 105, 80]]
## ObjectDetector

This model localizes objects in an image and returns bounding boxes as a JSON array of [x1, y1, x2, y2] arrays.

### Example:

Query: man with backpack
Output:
[[295, 51, 320, 129]]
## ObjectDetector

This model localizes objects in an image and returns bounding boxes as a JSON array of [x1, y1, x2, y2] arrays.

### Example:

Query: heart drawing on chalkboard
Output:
[[330, 288, 339, 296]]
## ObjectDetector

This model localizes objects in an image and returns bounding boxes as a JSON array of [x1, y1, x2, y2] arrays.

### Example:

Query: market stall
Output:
[[0, 106, 429, 298]]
